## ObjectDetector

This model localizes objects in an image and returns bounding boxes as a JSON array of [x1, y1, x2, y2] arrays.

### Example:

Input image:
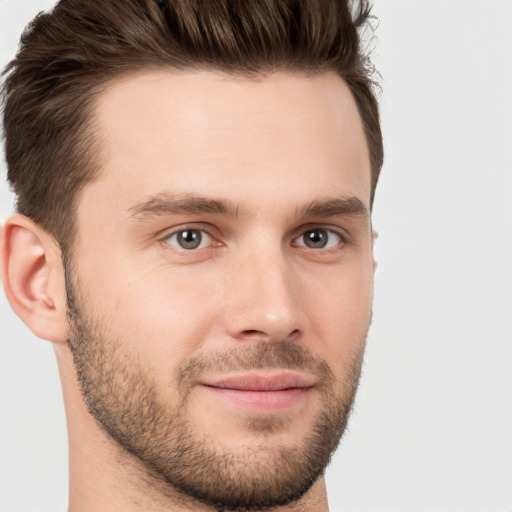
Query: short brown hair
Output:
[[2, 0, 383, 252]]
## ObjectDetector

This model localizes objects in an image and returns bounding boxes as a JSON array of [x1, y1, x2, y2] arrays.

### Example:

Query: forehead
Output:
[[80, 70, 371, 222]]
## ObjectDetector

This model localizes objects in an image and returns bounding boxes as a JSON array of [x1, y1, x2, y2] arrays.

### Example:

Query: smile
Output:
[[200, 371, 316, 411]]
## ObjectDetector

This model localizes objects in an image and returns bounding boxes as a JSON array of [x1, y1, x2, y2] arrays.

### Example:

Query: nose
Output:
[[223, 246, 307, 344]]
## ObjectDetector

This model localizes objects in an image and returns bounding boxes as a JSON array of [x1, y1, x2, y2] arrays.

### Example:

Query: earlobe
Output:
[[372, 229, 378, 272], [1, 214, 68, 344]]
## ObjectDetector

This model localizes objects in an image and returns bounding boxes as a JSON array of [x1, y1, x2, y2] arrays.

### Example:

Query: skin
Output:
[[1, 70, 374, 511]]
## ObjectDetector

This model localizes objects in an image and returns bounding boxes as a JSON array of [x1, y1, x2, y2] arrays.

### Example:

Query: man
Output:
[[1, 0, 382, 510]]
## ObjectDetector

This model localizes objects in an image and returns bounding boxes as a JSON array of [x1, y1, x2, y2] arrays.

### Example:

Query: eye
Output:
[[164, 229, 212, 250], [294, 228, 342, 249]]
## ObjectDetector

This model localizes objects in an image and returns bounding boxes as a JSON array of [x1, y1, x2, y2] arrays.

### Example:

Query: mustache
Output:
[[176, 341, 336, 389]]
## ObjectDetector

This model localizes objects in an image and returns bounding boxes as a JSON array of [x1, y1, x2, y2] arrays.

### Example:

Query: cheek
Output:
[[76, 238, 373, 378], [78, 255, 223, 371], [301, 260, 373, 360]]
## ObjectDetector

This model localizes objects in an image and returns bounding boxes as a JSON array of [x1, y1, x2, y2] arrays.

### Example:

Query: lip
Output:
[[200, 371, 316, 411]]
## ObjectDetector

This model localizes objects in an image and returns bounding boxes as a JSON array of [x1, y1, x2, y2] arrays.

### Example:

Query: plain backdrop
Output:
[[1, 1, 511, 511]]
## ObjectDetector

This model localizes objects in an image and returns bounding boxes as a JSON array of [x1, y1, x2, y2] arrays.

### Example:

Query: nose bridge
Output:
[[224, 240, 305, 342]]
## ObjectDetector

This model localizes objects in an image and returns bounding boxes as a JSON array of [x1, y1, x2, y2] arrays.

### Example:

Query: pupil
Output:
[[178, 230, 201, 249], [305, 229, 327, 248]]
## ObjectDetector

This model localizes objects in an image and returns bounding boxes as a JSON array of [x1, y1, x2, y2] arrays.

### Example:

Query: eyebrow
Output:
[[127, 192, 246, 220], [126, 192, 369, 222], [300, 197, 369, 221]]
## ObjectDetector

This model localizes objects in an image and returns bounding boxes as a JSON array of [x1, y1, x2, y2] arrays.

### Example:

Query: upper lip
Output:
[[201, 371, 316, 391]]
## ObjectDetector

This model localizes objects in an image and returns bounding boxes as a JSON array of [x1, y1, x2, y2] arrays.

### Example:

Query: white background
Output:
[[1, 1, 511, 511]]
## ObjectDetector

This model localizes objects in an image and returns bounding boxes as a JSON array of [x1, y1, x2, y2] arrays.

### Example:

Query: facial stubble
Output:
[[64, 263, 368, 511]]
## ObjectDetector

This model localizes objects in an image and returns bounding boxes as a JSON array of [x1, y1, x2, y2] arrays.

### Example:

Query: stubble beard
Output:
[[64, 264, 368, 511]]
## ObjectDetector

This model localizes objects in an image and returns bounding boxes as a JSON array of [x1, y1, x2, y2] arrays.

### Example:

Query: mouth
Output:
[[200, 371, 316, 411]]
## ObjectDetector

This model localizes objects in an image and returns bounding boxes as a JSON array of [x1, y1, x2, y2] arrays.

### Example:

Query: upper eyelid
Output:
[[157, 223, 217, 240], [291, 224, 351, 243], [292, 227, 345, 247], [160, 227, 217, 253], [155, 222, 351, 245]]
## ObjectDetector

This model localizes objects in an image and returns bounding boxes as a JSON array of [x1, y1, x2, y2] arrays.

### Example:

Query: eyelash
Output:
[[159, 225, 218, 251], [159, 225, 349, 252], [292, 228, 347, 250]]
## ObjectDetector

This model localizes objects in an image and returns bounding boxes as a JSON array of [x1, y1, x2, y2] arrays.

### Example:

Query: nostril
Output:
[[241, 329, 265, 337], [239, 328, 301, 342], [287, 329, 301, 341]]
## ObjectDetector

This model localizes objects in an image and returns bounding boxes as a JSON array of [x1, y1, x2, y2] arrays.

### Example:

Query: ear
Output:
[[1, 214, 68, 344], [372, 229, 378, 272]]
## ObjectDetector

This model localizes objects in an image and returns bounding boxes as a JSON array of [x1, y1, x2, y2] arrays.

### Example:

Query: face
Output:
[[66, 70, 374, 510]]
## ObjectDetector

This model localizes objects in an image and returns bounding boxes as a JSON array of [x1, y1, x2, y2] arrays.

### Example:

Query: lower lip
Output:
[[203, 386, 310, 411]]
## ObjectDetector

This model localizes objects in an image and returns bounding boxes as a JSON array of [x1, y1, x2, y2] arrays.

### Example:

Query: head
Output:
[[1, 1, 382, 510]]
